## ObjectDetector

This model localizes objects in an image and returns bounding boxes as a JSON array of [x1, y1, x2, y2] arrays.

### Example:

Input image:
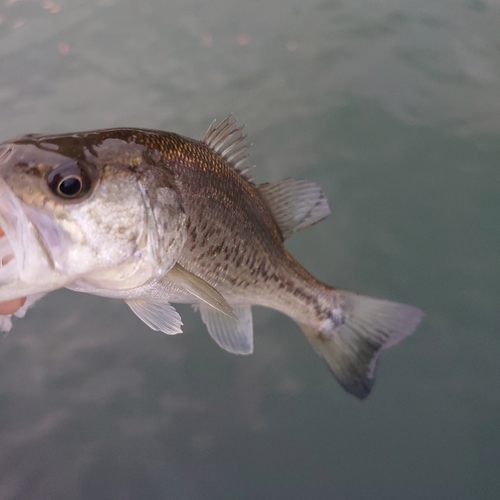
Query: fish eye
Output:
[[58, 176, 82, 197], [47, 160, 92, 200]]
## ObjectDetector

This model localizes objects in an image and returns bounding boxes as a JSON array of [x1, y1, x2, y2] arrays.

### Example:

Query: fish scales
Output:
[[0, 117, 424, 399], [114, 129, 326, 321]]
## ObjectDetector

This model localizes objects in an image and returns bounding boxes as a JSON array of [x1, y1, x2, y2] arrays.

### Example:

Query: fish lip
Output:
[[0, 178, 30, 285], [0, 177, 58, 286], [0, 229, 16, 286]]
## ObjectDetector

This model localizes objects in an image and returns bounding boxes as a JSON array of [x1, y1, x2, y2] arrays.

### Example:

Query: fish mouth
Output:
[[0, 178, 61, 292], [0, 225, 17, 285], [0, 179, 28, 287]]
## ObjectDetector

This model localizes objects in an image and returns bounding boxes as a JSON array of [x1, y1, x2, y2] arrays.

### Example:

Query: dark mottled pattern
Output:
[[7, 128, 334, 322]]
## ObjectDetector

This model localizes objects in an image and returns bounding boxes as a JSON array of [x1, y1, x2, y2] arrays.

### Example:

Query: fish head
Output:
[[0, 130, 186, 300]]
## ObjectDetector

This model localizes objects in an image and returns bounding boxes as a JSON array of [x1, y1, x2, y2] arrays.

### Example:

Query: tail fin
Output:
[[301, 291, 423, 399]]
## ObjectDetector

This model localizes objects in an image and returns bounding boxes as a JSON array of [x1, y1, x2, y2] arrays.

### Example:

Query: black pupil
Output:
[[47, 160, 92, 200], [59, 176, 82, 196]]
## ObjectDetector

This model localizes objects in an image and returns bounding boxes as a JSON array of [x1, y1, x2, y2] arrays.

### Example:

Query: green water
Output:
[[0, 0, 499, 498]]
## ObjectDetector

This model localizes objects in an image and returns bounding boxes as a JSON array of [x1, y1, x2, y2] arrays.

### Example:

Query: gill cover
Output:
[[69, 136, 187, 291]]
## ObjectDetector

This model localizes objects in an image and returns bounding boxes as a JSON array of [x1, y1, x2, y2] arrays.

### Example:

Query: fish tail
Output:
[[300, 290, 423, 399]]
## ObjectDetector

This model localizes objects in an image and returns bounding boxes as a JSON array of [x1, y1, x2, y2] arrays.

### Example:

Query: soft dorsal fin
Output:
[[257, 179, 331, 239], [198, 304, 253, 355], [202, 115, 254, 174]]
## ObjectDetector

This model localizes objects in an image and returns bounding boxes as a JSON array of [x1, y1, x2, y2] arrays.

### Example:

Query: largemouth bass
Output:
[[0, 116, 423, 399]]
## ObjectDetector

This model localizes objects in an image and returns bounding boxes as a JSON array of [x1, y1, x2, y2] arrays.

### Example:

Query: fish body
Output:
[[0, 117, 423, 398]]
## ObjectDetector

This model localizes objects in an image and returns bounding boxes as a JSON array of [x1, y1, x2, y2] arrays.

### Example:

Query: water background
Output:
[[0, 0, 499, 498]]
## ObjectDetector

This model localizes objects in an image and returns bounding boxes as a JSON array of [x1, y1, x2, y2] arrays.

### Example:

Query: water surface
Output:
[[0, 0, 499, 498]]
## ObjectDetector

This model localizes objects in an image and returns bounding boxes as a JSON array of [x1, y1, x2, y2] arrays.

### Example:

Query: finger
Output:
[[0, 298, 26, 315]]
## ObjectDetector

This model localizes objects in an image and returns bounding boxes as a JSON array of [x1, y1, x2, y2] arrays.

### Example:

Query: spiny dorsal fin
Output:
[[257, 179, 331, 239], [202, 115, 254, 174]]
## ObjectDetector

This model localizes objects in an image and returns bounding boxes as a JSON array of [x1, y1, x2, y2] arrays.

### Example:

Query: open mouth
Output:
[[0, 179, 76, 311], [0, 225, 18, 285], [0, 177, 47, 288], [0, 226, 26, 315], [0, 178, 74, 296], [0, 178, 25, 287], [0, 227, 13, 260]]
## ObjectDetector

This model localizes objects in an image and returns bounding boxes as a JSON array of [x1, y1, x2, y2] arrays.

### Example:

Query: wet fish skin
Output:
[[63, 128, 341, 331], [0, 118, 424, 399], [0, 131, 187, 294]]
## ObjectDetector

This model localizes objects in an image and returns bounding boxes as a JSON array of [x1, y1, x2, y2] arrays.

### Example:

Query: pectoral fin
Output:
[[165, 264, 236, 319], [199, 305, 253, 355], [126, 299, 183, 335]]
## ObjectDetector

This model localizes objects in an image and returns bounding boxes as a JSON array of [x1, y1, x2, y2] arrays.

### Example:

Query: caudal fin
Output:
[[301, 291, 423, 399]]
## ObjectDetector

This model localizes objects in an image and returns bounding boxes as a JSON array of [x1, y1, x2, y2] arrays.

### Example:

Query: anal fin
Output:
[[198, 305, 253, 355]]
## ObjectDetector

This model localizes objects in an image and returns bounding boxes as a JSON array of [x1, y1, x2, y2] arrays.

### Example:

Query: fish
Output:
[[0, 116, 423, 399]]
